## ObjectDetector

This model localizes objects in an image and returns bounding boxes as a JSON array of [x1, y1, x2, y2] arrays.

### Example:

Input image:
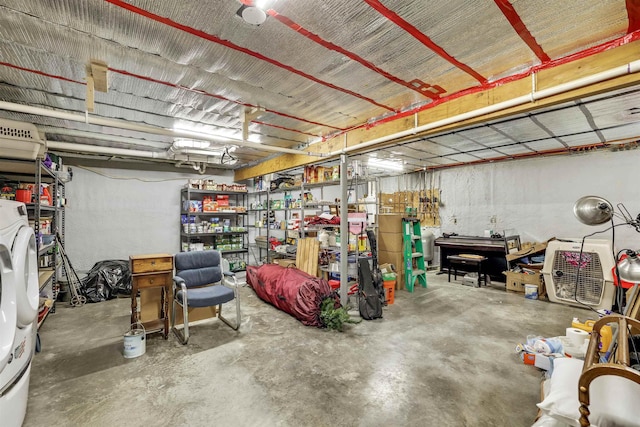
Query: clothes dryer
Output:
[[0, 200, 38, 427], [0, 201, 39, 327]]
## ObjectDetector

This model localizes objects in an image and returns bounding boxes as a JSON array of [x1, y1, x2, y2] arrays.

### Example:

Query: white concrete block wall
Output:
[[380, 148, 640, 252], [65, 166, 234, 272], [65, 148, 640, 271]]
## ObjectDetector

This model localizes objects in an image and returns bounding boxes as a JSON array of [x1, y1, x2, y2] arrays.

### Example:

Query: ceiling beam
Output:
[[235, 39, 640, 181]]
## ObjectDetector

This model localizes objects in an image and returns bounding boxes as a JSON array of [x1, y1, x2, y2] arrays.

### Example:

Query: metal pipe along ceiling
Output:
[[0, 101, 321, 157], [48, 141, 227, 165], [327, 59, 640, 158], [47, 141, 168, 159]]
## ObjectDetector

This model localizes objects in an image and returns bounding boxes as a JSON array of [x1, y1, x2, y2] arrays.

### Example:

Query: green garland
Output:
[[319, 297, 361, 331]]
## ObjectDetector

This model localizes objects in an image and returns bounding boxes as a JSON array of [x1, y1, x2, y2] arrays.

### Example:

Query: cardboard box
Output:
[[506, 239, 555, 263], [379, 263, 394, 274], [379, 251, 403, 270], [378, 231, 403, 252], [274, 258, 296, 268], [517, 263, 543, 271], [378, 250, 405, 290], [522, 352, 560, 371], [203, 196, 217, 212], [377, 214, 403, 233], [140, 288, 216, 326], [503, 270, 544, 294]]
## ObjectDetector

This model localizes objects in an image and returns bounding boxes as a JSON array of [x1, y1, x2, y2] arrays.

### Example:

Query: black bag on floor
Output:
[[358, 258, 383, 320], [80, 260, 132, 303]]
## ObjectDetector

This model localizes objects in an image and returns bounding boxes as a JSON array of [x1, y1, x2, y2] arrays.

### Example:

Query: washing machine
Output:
[[0, 200, 39, 427]]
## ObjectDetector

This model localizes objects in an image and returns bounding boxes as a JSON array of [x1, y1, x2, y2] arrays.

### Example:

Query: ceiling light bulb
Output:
[[240, 6, 266, 25]]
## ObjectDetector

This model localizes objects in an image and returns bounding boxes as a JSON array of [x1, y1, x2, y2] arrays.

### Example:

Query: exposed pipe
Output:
[[47, 141, 168, 159], [175, 160, 207, 173], [48, 141, 234, 171], [0, 101, 321, 157], [38, 126, 169, 150], [327, 60, 640, 157]]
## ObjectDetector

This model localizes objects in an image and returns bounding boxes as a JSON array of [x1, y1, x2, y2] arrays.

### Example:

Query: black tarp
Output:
[[80, 260, 132, 303]]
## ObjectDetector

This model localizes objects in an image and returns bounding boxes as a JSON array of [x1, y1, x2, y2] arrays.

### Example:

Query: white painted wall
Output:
[[380, 148, 640, 251], [65, 166, 233, 271], [65, 148, 640, 272]]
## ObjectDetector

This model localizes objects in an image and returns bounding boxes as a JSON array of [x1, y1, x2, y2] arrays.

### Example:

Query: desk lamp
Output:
[[574, 196, 640, 306]]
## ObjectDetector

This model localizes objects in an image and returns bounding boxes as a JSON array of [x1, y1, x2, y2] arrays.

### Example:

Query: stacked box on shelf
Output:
[[203, 196, 216, 212], [216, 194, 229, 207]]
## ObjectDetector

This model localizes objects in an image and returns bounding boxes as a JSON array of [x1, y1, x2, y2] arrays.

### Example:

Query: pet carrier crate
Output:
[[541, 239, 616, 311]]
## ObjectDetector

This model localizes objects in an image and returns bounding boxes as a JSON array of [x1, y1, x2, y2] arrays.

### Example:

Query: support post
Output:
[[340, 154, 348, 305]]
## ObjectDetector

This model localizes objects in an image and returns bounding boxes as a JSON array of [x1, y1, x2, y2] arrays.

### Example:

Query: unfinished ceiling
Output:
[[0, 0, 638, 175]]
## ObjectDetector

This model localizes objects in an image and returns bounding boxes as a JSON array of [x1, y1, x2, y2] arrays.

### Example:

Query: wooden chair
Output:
[[578, 314, 640, 426]]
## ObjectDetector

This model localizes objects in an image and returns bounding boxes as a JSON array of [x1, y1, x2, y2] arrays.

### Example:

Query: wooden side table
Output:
[[130, 253, 173, 339]]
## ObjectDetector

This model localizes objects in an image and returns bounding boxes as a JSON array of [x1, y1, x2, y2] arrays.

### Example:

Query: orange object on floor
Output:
[[383, 280, 395, 304]]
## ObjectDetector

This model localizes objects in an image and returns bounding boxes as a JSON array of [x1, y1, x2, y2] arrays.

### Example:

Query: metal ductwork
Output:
[[47, 141, 234, 171]]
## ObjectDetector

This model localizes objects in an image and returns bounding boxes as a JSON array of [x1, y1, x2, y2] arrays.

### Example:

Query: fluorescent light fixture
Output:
[[173, 139, 210, 149], [255, 0, 270, 9], [172, 124, 236, 145], [368, 158, 404, 172]]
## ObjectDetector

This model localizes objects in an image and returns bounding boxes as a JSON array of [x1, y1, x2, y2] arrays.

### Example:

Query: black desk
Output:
[[435, 235, 520, 281]]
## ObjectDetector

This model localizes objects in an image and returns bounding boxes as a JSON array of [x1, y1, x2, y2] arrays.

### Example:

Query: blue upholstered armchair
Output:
[[171, 250, 240, 345]]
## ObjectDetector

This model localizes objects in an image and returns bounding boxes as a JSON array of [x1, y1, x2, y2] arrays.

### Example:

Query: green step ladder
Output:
[[402, 218, 427, 292]]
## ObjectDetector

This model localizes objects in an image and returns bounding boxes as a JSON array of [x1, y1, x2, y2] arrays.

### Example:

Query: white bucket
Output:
[[123, 322, 146, 358], [524, 284, 538, 300]]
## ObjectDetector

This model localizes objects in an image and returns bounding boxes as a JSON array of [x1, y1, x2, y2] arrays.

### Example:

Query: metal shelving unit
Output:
[[180, 187, 248, 272], [0, 157, 66, 325]]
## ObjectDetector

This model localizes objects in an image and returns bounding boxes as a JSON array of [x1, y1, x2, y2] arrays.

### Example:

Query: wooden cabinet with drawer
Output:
[[130, 253, 173, 339]]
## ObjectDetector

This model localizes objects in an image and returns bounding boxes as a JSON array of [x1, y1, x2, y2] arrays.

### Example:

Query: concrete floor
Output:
[[25, 271, 590, 427]]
